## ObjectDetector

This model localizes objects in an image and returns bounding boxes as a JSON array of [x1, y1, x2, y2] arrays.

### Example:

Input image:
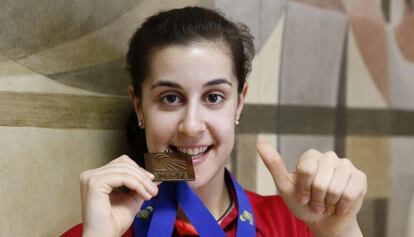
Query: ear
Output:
[[128, 85, 144, 120], [236, 82, 249, 121]]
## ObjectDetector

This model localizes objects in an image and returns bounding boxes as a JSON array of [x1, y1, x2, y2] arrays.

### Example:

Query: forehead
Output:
[[146, 41, 236, 85]]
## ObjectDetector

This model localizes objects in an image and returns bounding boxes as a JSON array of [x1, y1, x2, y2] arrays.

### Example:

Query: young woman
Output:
[[62, 6, 366, 237]]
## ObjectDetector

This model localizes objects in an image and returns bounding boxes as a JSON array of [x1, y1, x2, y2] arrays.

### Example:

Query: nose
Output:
[[178, 103, 206, 137]]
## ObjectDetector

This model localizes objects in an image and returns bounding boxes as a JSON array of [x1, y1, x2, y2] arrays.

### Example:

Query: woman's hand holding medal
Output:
[[257, 142, 366, 237], [79, 155, 159, 237]]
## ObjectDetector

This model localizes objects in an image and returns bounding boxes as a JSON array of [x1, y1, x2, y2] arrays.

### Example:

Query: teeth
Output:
[[176, 146, 208, 156]]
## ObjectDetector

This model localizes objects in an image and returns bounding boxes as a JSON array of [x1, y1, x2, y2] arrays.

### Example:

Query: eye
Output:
[[161, 94, 182, 105], [205, 93, 224, 104]]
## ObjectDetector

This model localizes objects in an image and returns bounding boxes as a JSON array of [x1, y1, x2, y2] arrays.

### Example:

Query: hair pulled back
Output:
[[408, 0, 413, 9], [127, 6, 255, 95], [125, 7, 255, 165]]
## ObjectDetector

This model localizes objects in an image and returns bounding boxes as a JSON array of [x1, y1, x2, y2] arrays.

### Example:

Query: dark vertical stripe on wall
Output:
[[358, 198, 388, 237], [235, 135, 258, 191], [231, 136, 238, 176], [277, 7, 288, 152], [334, 28, 348, 158], [382, 0, 390, 22]]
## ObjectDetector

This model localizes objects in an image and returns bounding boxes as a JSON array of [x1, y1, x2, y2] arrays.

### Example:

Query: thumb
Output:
[[256, 141, 292, 193]]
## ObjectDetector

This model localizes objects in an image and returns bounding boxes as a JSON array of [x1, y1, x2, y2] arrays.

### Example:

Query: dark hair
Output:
[[125, 7, 255, 165], [407, 0, 413, 9]]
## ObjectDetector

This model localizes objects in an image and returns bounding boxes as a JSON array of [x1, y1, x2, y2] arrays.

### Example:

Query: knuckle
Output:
[[129, 179, 139, 191], [144, 194, 152, 201], [331, 189, 342, 198], [324, 151, 338, 159], [80, 171, 91, 183], [340, 158, 353, 168], [296, 163, 316, 177], [119, 172, 131, 180], [118, 155, 131, 162], [296, 184, 310, 196], [312, 181, 327, 193], [306, 149, 320, 155], [358, 170, 367, 182], [358, 175, 368, 192], [87, 175, 100, 187], [112, 154, 131, 164], [150, 186, 159, 196], [310, 200, 324, 207], [359, 186, 367, 197], [362, 187, 368, 196], [299, 185, 311, 193], [301, 149, 320, 161], [341, 193, 355, 204], [326, 189, 341, 203]]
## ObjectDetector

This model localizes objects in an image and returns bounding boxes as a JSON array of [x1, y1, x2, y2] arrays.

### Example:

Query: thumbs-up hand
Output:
[[256, 142, 366, 237]]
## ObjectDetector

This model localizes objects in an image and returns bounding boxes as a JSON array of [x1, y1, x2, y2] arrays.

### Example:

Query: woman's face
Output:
[[130, 41, 247, 189]]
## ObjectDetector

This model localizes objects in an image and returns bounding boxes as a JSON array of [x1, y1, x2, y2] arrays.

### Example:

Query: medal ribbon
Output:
[[134, 170, 256, 236]]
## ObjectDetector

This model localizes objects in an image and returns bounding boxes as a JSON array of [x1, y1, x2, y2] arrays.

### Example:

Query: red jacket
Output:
[[62, 191, 312, 237]]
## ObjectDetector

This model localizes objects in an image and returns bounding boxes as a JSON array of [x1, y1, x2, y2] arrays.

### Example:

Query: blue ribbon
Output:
[[134, 170, 256, 236]]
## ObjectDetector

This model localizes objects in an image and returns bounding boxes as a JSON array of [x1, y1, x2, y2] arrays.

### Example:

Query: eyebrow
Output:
[[150, 81, 181, 89], [204, 78, 232, 87], [150, 78, 232, 89]]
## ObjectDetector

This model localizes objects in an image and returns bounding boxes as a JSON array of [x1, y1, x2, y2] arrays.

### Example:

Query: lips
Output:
[[169, 145, 213, 160], [176, 146, 208, 155]]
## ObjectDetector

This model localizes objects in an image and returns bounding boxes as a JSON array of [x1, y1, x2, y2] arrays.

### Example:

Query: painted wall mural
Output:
[[1, 0, 413, 236]]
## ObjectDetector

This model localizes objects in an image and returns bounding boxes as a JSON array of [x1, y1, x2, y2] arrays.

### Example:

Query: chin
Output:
[[187, 178, 205, 190], [188, 165, 225, 190], [188, 168, 209, 188]]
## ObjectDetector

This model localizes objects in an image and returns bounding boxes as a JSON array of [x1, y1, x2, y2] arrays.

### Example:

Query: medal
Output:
[[144, 152, 195, 181], [134, 170, 256, 237]]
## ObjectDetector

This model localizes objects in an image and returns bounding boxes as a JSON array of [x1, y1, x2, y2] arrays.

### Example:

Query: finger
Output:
[[80, 170, 92, 220], [335, 169, 367, 216], [112, 167, 158, 196], [94, 165, 159, 196], [109, 155, 136, 166], [155, 181, 163, 186], [324, 159, 352, 215], [89, 172, 154, 200], [102, 163, 155, 187], [256, 141, 292, 193], [109, 155, 155, 179], [309, 152, 337, 214], [110, 189, 144, 217], [295, 149, 319, 205], [139, 166, 156, 180]]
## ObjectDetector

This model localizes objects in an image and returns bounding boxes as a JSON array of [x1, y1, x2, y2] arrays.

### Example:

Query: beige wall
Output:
[[1, 0, 413, 236]]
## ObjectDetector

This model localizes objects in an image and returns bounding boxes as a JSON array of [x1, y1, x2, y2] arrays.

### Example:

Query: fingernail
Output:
[[311, 205, 324, 214], [299, 195, 309, 205], [324, 206, 334, 215], [336, 206, 346, 216]]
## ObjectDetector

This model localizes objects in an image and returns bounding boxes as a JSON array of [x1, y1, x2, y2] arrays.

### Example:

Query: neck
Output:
[[347, 0, 384, 21], [178, 168, 231, 221], [396, 5, 414, 62], [195, 168, 231, 220]]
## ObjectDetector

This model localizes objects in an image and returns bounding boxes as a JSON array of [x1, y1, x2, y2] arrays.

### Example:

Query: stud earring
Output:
[[138, 119, 144, 129], [235, 119, 240, 125]]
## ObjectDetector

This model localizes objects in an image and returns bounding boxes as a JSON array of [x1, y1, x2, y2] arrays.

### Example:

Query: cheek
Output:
[[211, 117, 235, 136], [144, 110, 180, 151], [207, 106, 237, 144]]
